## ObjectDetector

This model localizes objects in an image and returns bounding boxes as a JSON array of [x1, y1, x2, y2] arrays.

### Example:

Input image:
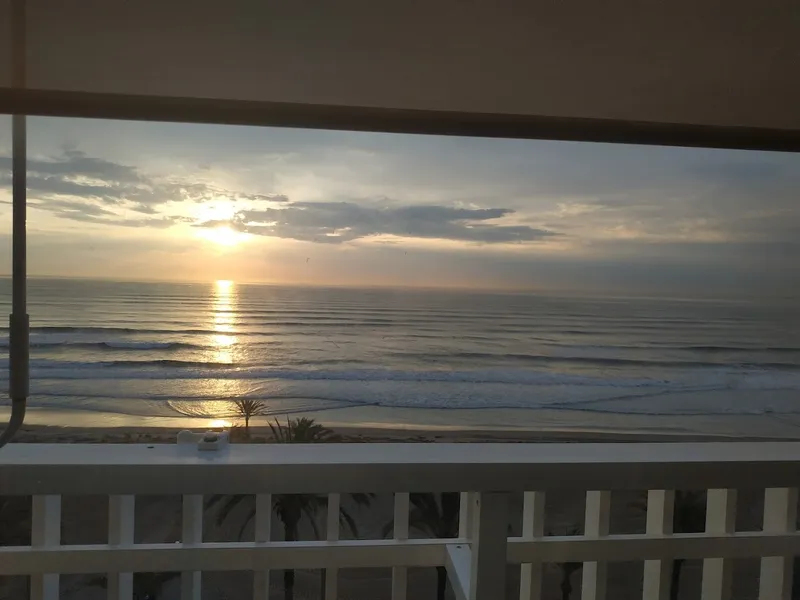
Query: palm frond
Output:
[[410, 493, 442, 524], [380, 519, 395, 539], [268, 419, 288, 443], [210, 494, 250, 527], [205, 494, 226, 511], [233, 398, 266, 417], [339, 507, 360, 539], [350, 492, 373, 507], [300, 504, 322, 540], [408, 507, 438, 538], [408, 493, 461, 538], [237, 511, 256, 541]]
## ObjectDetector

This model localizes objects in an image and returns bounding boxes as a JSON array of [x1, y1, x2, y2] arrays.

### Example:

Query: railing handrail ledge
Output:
[[3, 442, 800, 494]]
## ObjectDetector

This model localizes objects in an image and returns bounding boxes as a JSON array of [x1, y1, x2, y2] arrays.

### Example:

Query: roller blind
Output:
[[2, 0, 800, 132]]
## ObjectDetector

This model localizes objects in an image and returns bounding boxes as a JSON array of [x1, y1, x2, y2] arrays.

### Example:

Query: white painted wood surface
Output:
[[392, 492, 410, 600], [4, 532, 800, 577], [446, 543, 472, 600], [3, 442, 800, 598], [0, 539, 448, 575], [325, 493, 340, 600], [181, 494, 203, 600], [701, 489, 736, 600], [468, 492, 509, 600], [759, 488, 798, 600], [30, 495, 60, 600], [459, 492, 476, 538], [582, 490, 610, 600], [643, 490, 674, 600], [508, 532, 800, 563], [253, 493, 272, 600], [519, 491, 545, 600], [108, 495, 135, 600], [4, 442, 800, 495]]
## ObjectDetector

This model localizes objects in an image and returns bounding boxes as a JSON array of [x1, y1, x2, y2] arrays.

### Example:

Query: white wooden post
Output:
[[582, 491, 610, 600], [469, 492, 509, 600], [30, 495, 61, 600], [181, 494, 203, 600], [519, 491, 545, 600], [701, 489, 737, 600], [324, 493, 341, 600], [253, 493, 272, 600], [643, 489, 674, 600], [108, 495, 135, 600], [460, 492, 475, 539], [759, 488, 798, 600], [392, 492, 410, 600]]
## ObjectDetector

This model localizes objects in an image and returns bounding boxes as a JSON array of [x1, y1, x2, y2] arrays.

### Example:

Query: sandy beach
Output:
[[1, 422, 785, 599]]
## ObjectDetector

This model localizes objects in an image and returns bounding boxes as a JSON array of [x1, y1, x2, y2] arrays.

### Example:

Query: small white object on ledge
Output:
[[177, 429, 230, 451]]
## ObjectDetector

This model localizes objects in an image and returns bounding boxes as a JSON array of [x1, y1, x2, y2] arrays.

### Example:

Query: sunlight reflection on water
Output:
[[196, 280, 252, 418]]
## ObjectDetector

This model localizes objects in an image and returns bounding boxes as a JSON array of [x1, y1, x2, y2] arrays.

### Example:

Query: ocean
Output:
[[1, 278, 799, 434]]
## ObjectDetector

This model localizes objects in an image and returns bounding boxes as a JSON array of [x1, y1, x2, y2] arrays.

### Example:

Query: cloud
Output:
[[28, 196, 193, 228], [0, 149, 288, 229], [200, 201, 556, 244], [0, 148, 553, 244]]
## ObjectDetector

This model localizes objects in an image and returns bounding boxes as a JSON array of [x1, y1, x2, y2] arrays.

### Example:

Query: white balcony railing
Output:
[[1, 441, 800, 600]]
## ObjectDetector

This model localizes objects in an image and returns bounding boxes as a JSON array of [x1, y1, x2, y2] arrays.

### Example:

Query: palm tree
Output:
[[631, 490, 706, 600], [208, 418, 371, 600], [383, 492, 460, 600], [556, 561, 582, 600], [231, 398, 266, 438]]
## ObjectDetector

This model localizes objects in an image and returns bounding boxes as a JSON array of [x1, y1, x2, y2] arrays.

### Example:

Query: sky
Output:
[[0, 116, 798, 297]]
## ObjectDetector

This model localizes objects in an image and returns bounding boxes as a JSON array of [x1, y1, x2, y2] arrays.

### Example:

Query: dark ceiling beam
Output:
[[2, 87, 800, 153]]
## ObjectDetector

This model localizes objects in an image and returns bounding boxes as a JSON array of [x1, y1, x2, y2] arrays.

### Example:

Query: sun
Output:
[[198, 226, 248, 247]]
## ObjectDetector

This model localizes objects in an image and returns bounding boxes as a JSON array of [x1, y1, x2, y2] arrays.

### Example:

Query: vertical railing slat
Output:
[[392, 492, 410, 600], [108, 495, 135, 600], [701, 489, 737, 600], [469, 491, 509, 600], [30, 495, 61, 600], [642, 489, 674, 600], [460, 492, 475, 539], [253, 493, 272, 600], [759, 487, 798, 600], [181, 494, 203, 600], [519, 491, 545, 600], [583, 491, 610, 600], [324, 493, 341, 600]]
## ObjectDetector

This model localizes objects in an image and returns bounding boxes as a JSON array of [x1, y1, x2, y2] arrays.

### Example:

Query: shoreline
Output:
[[10, 421, 800, 444], [6, 398, 800, 442]]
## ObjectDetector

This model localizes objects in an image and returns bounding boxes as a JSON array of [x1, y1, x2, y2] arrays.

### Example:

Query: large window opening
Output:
[[0, 116, 798, 439]]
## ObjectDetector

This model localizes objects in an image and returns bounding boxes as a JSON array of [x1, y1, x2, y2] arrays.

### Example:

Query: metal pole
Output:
[[0, 0, 28, 448]]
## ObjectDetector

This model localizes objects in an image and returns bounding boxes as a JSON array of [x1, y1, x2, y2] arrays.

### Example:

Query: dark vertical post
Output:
[[1, 0, 28, 447]]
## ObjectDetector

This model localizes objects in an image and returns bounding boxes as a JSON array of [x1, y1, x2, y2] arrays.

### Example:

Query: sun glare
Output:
[[199, 226, 247, 247]]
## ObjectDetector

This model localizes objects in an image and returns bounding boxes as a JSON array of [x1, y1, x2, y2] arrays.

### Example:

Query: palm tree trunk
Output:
[[560, 575, 573, 600], [284, 520, 298, 600], [436, 565, 447, 600], [670, 558, 684, 600], [244, 414, 250, 438]]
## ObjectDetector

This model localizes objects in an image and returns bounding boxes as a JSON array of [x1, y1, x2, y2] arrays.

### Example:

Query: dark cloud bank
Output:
[[0, 150, 554, 244]]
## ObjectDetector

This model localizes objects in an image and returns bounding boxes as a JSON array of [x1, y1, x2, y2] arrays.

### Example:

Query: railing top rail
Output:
[[2, 442, 799, 495]]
